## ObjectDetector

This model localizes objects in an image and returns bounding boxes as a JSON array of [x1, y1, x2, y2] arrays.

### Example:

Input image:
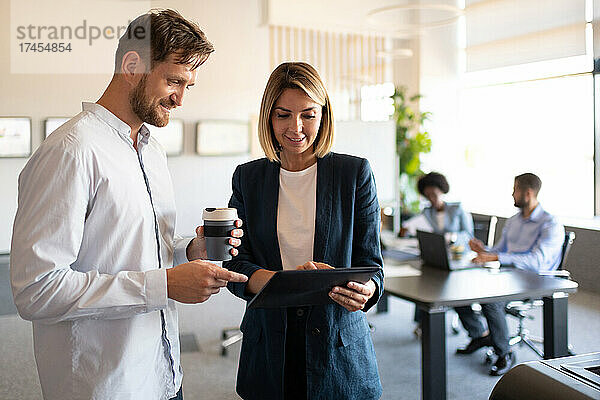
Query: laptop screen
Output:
[[416, 230, 451, 270]]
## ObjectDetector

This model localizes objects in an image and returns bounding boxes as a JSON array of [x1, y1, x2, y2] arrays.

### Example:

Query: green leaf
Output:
[[393, 86, 432, 183]]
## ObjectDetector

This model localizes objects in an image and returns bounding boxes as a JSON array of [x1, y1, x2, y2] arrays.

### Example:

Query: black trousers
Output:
[[455, 302, 510, 356], [284, 307, 308, 400]]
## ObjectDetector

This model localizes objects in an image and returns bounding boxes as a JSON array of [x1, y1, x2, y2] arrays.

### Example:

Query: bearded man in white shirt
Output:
[[10, 9, 247, 400]]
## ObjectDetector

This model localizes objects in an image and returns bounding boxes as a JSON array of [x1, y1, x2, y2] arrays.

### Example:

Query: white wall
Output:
[[418, 15, 463, 203], [0, 0, 270, 252], [333, 121, 396, 203], [392, 37, 421, 100]]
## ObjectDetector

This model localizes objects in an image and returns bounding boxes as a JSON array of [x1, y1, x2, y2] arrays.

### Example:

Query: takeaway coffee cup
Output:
[[202, 207, 238, 261]]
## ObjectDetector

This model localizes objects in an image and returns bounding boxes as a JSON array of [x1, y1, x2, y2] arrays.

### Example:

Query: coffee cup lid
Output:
[[203, 207, 238, 221]]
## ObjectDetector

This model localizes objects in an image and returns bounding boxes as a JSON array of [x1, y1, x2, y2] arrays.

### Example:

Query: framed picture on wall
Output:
[[45, 117, 71, 138], [195, 120, 249, 156], [0, 117, 32, 158], [146, 119, 184, 156]]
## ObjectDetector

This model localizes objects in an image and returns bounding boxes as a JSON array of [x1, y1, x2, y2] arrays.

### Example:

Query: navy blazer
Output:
[[225, 152, 384, 400]]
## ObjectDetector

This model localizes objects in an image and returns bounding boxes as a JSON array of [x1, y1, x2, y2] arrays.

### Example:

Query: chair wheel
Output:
[[221, 347, 227, 356], [222, 332, 228, 340], [484, 351, 494, 365]]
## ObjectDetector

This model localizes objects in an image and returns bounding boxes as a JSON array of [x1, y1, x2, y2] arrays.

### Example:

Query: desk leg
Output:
[[421, 307, 446, 400], [542, 293, 569, 359], [377, 291, 389, 313]]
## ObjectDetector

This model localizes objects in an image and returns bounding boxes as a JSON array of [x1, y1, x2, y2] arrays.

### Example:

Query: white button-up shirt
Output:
[[10, 102, 190, 400]]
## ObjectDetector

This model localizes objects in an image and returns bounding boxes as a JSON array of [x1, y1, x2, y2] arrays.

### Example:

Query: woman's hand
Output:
[[295, 261, 334, 270], [294, 262, 377, 312], [329, 280, 376, 312], [187, 219, 244, 260]]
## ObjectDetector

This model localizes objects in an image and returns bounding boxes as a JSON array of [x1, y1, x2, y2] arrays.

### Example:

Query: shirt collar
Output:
[[82, 102, 132, 138], [522, 204, 544, 222], [82, 102, 152, 149]]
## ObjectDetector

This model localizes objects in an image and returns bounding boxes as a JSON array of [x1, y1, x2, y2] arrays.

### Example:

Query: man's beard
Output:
[[514, 196, 526, 209], [129, 75, 174, 127]]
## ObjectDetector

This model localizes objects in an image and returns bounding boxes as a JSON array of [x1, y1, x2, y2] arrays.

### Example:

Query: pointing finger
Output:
[[304, 261, 317, 270], [313, 262, 334, 270], [215, 268, 248, 283]]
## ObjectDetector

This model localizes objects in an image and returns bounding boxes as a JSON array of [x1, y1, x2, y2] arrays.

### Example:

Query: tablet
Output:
[[247, 266, 382, 309]]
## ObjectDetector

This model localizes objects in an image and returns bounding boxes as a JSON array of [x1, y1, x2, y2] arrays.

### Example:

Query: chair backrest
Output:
[[471, 213, 498, 247], [558, 231, 576, 270]]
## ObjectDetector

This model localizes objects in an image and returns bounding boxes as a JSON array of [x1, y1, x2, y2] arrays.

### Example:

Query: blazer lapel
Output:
[[264, 161, 283, 270], [262, 161, 286, 327], [314, 154, 333, 262]]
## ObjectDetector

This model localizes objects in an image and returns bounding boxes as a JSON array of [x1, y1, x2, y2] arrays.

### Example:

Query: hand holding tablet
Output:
[[294, 261, 377, 312], [247, 265, 381, 309]]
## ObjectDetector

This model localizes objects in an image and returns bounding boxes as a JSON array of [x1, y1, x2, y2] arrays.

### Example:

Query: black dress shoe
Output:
[[456, 334, 492, 354], [490, 351, 515, 376]]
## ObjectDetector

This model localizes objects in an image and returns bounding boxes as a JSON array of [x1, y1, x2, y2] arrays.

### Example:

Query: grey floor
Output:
[[1, 260, 599, 399]]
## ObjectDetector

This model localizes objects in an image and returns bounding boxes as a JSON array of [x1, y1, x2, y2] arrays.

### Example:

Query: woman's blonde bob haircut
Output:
[[258, 62, 334, 162]]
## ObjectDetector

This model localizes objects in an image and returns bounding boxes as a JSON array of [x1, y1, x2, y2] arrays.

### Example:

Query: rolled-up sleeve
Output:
[[10, 144, 167, 324]]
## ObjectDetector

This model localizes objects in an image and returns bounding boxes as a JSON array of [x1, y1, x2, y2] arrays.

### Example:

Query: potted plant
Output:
[[393, 86, 432, 220]]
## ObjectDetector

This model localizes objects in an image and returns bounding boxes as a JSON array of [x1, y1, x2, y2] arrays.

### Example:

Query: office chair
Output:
[[472, 213, 499, 249], [221, 327, 243, 356], [502, 231, 576, 358]]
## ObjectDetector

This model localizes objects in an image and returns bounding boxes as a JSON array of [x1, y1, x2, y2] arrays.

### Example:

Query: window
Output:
[[448, 73, 594, 218], [360, 82, 395, 122], [420, 0, 595, 219]]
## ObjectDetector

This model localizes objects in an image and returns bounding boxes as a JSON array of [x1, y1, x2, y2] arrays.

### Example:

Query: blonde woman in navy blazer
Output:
[[224, 62, 384, 400]]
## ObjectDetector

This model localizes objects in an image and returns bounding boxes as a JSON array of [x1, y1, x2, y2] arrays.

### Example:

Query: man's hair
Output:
[[417, 172, 450, 196], [515, 173, 542, 195], [258, 62, 334, 163], [114, 9, 214, 73]]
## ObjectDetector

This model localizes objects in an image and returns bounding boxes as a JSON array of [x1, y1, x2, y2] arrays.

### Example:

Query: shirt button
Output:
[[311, 328, 321, 336], [296, 309, 304, 317]]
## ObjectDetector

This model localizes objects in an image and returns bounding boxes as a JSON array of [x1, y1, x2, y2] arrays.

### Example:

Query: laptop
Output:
[[416, 230, 481, 271]]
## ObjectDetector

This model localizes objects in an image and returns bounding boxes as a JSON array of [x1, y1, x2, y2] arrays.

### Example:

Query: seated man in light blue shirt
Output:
[[455, 173, 565, 376]]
